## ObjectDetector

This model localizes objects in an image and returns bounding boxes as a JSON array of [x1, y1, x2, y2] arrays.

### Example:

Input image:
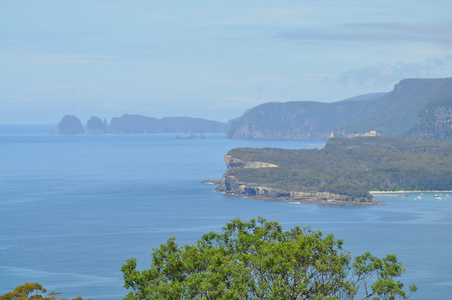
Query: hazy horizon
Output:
[[0, 90, 387, 125], [1, 1, 451, 124]]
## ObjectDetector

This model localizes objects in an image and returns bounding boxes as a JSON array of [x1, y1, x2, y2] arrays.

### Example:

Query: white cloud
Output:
[[336, 56, 452, 86], [278, 22, 452, 45]]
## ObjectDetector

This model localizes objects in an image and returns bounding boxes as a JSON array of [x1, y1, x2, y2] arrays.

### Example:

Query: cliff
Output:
[[226, 77, 452, 140], [108, 114, 226, 134], [86, 116, 108, 134], [58, 114, 226, 134], [109, 114, 160, 133], [57, 115, 84, 134], [226, 100, 376, 140]]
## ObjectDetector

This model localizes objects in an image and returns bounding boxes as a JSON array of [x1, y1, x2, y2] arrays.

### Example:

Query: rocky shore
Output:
[[203, 177, 380, 206]]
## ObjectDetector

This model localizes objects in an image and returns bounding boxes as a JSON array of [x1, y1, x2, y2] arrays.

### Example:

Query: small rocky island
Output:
[[86, 116, 108, 134], [209, 137, 452, 205], [57, 115, 84, 134]]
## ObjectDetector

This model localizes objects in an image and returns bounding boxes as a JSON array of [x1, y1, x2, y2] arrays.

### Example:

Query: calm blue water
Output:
[[1, 128, 451, 299]]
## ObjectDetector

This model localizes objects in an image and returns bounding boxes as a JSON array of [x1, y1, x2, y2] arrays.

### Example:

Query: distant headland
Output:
[[57, 77, 451, 140], [226, 77, 452, 141], [57, 114, 226, 134]]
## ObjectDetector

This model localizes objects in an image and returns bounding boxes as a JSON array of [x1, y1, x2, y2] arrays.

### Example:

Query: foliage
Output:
[[122, 217, 417, 299], [0, 283, 87, 300]]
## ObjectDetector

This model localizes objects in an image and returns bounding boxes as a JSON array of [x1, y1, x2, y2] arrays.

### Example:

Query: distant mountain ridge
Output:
[[57, 115, 84, 134], [226, 77, 452, 140], [58, 114, 226, 134]]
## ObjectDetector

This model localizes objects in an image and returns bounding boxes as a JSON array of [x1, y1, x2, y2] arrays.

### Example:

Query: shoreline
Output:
[[209, 184, 381, 206], [204, 181, 449, 205], [371, 190, 452, 196], [224, 193, 383, 206]]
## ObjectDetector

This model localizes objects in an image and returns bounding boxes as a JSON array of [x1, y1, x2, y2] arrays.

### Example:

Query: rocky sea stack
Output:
[[86, 116, 108, 134], [57, 115, 84, 134]]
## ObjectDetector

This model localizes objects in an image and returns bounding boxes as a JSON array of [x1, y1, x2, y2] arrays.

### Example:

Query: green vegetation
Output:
[[224, 137, 452, 201], [3, 217, 419, 299], [121, 217, 417, 299], [337, 78, 452, 138], [0, 283, 87, 300]]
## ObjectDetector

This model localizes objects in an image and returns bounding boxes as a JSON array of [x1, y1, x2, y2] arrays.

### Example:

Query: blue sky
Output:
[[1, 0, 451, 124]]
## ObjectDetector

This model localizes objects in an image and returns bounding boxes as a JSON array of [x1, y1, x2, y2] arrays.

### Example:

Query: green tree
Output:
[[121, 217, 417, 299], [0, 283, 52, 300], [0, 283, 88, 300]]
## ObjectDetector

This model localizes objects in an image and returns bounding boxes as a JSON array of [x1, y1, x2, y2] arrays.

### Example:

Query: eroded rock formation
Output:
[[57, 115, 84, 134]]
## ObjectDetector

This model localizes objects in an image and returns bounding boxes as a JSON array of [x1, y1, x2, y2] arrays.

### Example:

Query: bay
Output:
[[0, 129, 451, 299]]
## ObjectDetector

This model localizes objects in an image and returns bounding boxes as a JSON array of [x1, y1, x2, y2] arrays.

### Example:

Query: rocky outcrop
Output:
[[216, 174, 373, 205], [57, 115, 84, 134], [86, 116, 107, 134]]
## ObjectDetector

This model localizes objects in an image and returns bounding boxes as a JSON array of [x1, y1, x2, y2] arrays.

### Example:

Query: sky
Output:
[[1, 0, 451, 124]]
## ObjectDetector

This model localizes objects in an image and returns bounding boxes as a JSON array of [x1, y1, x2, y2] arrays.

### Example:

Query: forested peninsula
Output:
[[213, 137, 452, 205]]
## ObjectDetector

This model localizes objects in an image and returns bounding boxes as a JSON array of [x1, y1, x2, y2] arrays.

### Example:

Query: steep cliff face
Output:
[[86, 116, 107, 134], [217, 173, 369, 204], [226, 100, 376, 140], [57, 115, 84, 134], [109, 114, 160, 133], [108, 114, 226, 134]]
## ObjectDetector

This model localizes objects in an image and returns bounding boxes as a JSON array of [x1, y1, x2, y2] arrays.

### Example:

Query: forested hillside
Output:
[[226, 77, 452, 140], [334, 78, 452, 137], [217, 137, 452, 204]]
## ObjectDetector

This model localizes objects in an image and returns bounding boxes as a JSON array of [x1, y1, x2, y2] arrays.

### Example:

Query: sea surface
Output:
[[1, 126, 451, 299]]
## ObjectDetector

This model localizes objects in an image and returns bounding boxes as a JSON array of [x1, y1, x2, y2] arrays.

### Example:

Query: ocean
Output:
[[1, 127, 451, 299]]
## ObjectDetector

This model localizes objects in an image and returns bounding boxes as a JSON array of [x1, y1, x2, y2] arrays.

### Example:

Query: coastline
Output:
[[371, 190, 452, 196], [204, 180, 381, 206], [223, 193, 383, 206], [204, 180, 450, 205]]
